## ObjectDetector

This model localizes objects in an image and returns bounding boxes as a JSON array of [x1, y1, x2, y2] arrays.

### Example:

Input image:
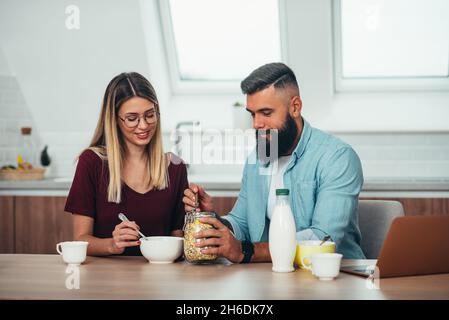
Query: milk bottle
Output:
[[268, 188, 296, 272]]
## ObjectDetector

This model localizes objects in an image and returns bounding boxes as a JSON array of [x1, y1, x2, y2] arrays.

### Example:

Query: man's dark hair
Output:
[[240, 62, 299, 95]]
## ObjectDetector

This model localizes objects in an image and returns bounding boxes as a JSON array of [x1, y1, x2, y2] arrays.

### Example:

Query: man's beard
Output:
[[256, 114, 298, 162]]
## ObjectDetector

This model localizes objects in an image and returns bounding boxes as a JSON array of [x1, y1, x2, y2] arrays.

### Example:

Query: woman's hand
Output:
[[110, 221, 142, 254], [183, 183, 214, 212]]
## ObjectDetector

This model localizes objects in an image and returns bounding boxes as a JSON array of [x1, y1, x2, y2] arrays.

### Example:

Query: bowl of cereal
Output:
[[140, 236, 184, 264]]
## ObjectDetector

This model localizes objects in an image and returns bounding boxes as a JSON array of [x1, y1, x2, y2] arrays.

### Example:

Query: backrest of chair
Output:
[[358, 200, 405, 259]]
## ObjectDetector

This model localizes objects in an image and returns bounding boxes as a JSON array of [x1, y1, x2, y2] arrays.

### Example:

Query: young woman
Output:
[[65, 72, 188, 256]]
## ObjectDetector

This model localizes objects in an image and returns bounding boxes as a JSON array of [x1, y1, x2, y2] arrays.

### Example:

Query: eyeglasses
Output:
[[118, 111, 159, 128]]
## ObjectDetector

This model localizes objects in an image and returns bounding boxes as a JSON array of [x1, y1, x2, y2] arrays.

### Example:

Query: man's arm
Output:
[[196, 158, 276, 263], [216, 215, 234, 232], [248, 242, 271, 262], [205, 147, 362, 262], [297, 146, 363, 248], [220, 160, 251, 241], [195, 216, 272, 263]]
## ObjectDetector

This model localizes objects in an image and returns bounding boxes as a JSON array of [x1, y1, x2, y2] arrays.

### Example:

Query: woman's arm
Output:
[[73, 214, 141, 256], [73, 214, 114, 256]]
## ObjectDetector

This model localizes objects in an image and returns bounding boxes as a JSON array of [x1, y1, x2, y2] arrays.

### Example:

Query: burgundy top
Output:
[[65, 150, 188, 256]]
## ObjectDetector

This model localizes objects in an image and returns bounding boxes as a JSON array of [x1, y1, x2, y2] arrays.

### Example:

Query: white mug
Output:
[[56, 241, 88, 265], [301, 253, 343, 281]]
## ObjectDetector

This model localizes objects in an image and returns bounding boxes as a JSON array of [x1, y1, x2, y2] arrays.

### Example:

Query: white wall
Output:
[[0, 0, 152, 175], [0, 47, 13, 76], [0, 46, 38, 168], [1, 0, 448, 179]]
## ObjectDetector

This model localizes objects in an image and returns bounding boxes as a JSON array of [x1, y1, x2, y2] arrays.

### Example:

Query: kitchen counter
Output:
[[1, 176, 449, 197], [1, 254, 448, 300]]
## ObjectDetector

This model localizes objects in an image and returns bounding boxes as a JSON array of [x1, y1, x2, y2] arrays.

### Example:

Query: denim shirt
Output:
[[222, 119, 366, 259]]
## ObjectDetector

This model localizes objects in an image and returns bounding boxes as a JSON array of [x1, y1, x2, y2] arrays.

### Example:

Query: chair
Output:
[[357, 200, 405, 259]]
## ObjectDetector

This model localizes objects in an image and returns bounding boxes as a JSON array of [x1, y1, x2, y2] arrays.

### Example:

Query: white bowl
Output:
[[139, 236, 184, 264]]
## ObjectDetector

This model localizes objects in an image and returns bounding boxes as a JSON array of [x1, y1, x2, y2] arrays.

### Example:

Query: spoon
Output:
[[190, 192, 199, 214], [118, 213, 146, 240], [319, 235, 331, 246], [194, 192, 198, 212]]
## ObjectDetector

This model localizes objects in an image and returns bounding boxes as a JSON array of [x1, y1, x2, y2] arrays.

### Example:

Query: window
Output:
[[333, 0, 449, 92], [159, 0, 284, 93]]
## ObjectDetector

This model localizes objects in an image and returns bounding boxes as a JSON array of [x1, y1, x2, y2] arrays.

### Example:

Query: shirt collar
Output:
[[292, 117, 311, 161]]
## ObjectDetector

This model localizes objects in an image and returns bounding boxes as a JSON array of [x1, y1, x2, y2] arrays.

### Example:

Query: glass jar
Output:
[[183, 211, 218, 263], [18, 127, 36, 167]]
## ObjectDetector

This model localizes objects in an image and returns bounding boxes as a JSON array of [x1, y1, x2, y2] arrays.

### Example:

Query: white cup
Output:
[[56, 241, 88, 265], [301, 253, 343, 281]]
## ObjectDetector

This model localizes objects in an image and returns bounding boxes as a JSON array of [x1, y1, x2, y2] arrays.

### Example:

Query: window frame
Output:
[[157, 0, 288, 95], [332, 0, 449, 93]]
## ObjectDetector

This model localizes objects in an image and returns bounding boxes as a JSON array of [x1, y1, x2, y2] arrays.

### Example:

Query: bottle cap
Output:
[[21, 127, 32, 135], [276, 188, 289, 196]]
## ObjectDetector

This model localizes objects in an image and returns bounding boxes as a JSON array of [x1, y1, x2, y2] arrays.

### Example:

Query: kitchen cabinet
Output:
[[362, 198, 449, 216], [213, 197, 449, 216], [0, 196, 238, 254], [14, 196, 72, 254], [0, 196, 14, 253], [1, 195, 448, 254]]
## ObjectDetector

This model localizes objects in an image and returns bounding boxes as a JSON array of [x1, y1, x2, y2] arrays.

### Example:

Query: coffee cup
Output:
[[56, 241, 88, 265], [302, 253, 343, 281], [295, 240, 336, 269]]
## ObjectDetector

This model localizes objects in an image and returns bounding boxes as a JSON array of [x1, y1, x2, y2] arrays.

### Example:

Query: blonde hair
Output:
[[83, 72, 167, 203]]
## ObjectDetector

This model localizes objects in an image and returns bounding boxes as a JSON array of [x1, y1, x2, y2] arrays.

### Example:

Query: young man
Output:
[[183, 63, 365, 263]]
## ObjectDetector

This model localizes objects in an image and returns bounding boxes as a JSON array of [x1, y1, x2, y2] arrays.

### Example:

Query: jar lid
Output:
[[187, 211, 216, 218], [276, 188, 289, 196]]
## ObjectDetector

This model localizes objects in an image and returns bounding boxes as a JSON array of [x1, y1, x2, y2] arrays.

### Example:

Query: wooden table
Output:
[[0, 254, 448, 300]]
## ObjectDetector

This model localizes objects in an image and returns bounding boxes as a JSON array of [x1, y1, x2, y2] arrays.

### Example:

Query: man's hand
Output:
[[183, 183, 214, 212], [194, 216, 244, 263]]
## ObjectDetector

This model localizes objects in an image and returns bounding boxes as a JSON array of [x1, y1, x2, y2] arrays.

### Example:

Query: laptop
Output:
[[340, 215, 449, 278]]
